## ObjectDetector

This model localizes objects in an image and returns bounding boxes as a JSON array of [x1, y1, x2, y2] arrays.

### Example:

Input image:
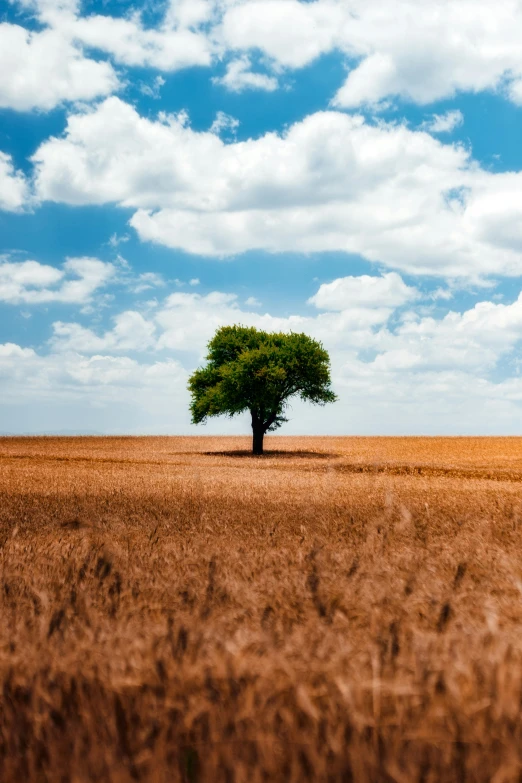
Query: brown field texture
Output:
[[2, 435, 522, 782]]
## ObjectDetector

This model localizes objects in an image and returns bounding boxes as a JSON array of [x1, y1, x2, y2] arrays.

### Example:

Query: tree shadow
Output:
[[203, 450, 339, 459]]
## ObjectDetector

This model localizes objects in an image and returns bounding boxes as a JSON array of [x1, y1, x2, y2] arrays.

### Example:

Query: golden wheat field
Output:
[[2, 435, 522, 782]]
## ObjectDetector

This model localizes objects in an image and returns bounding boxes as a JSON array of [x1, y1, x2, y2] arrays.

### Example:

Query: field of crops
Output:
[[2, 435, 522, 782]]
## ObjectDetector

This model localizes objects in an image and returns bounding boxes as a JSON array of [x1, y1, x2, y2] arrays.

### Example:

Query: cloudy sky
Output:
[[2, 0, 522, 434]]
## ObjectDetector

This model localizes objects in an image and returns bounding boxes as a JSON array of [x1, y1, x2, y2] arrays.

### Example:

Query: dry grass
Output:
[[2, 435, 522, 782]]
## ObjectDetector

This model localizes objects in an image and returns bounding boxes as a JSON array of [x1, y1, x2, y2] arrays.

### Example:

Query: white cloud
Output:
[[13, 0, 80, 24], [5, 276, 522, 434], [0, 342, 36, 360], [213, 56, 279, 92], [0, 0, 213, 114], [508, 77, 522, 105], [245, 296, 261, 307], [149, 281, 522, 381], [8, 0, 522, 115], [217, 0, 343, 70], [374, 294, 522, 373], [51, 310, 156, 352], [217, 0, 522, 109], [148, 280, 421, 358], [31, 97, 522, 280], [13, 0, 213, 76], [329, 0, 522, 108], [210, 111, 240, 135], [131, 272, 165, 293], [333, 53, 397, 110], [165, 0, 217, 29], [151, 283, 522, 436], [32, 97, 225, 208], [155, 291, 245, 352], [62, 13, 212, 71], [430, 287, 454, 301], [309, 272, 418, 311], [0, 343, 185, 404], [0, 340, 190, 434], [139, 75, 166, 100], [0, 257, 115, 304], [0, 152, 29, 212], [420, 110, 464, 134], [108, 233, 130, 248], [0, 23, 118, 111]]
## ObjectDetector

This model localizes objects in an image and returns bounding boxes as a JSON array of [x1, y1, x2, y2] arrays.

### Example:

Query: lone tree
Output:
[[189, 325, 337, 455]]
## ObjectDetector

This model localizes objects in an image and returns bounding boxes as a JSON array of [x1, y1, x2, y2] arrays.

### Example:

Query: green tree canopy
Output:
[[189, 325, 337, 454]]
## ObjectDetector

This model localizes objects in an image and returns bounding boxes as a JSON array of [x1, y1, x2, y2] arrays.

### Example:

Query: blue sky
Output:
[[2, 0, 522, 434]]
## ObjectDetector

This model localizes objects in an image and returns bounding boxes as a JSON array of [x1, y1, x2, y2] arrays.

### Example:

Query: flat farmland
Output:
[[2, 436, 522, 782]]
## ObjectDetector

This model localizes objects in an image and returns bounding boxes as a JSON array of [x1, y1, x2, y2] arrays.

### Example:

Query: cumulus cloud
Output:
[[0, 23, 118, 111], [0, 340, 189, 434], [372, 294, 522, 373], [0, 257, 115, 304], [0, 343, 185, 403], [12, 0, 80, 23], [0, 342, 36, 360], [0, 0, 215, 112], [308, 272, 419, 311], [61, 13, 212, 71], [218, 0, 522, 109], [147, 280, 522, 378], [9, 0, 213, 81], [4, 275, 522, 433], [0, 152, 29, 211], [164, 0, 217, 29], [8, 0, 522, 113], [30, 97, 522, 280], [328, 0, 522, 108], [47, 275, 522, 380], [217, 0, 343, 70], [213, 56, 279, 92], [47, 283, 405, 360], [51, 311, 156, 353]]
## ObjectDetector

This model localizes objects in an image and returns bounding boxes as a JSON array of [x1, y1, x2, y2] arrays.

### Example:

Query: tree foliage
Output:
[[188, 325, 337, 453]]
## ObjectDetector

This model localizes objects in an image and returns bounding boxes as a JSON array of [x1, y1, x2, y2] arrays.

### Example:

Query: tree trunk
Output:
[[251, 412, 265, 455], [252, 425, 264, 455]]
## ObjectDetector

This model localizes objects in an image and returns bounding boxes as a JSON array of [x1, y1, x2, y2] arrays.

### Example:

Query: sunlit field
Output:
[[2, 436, 522, 782]]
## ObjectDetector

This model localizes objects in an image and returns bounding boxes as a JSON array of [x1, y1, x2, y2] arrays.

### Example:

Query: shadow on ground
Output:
[[203, 450, 339, 459]]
